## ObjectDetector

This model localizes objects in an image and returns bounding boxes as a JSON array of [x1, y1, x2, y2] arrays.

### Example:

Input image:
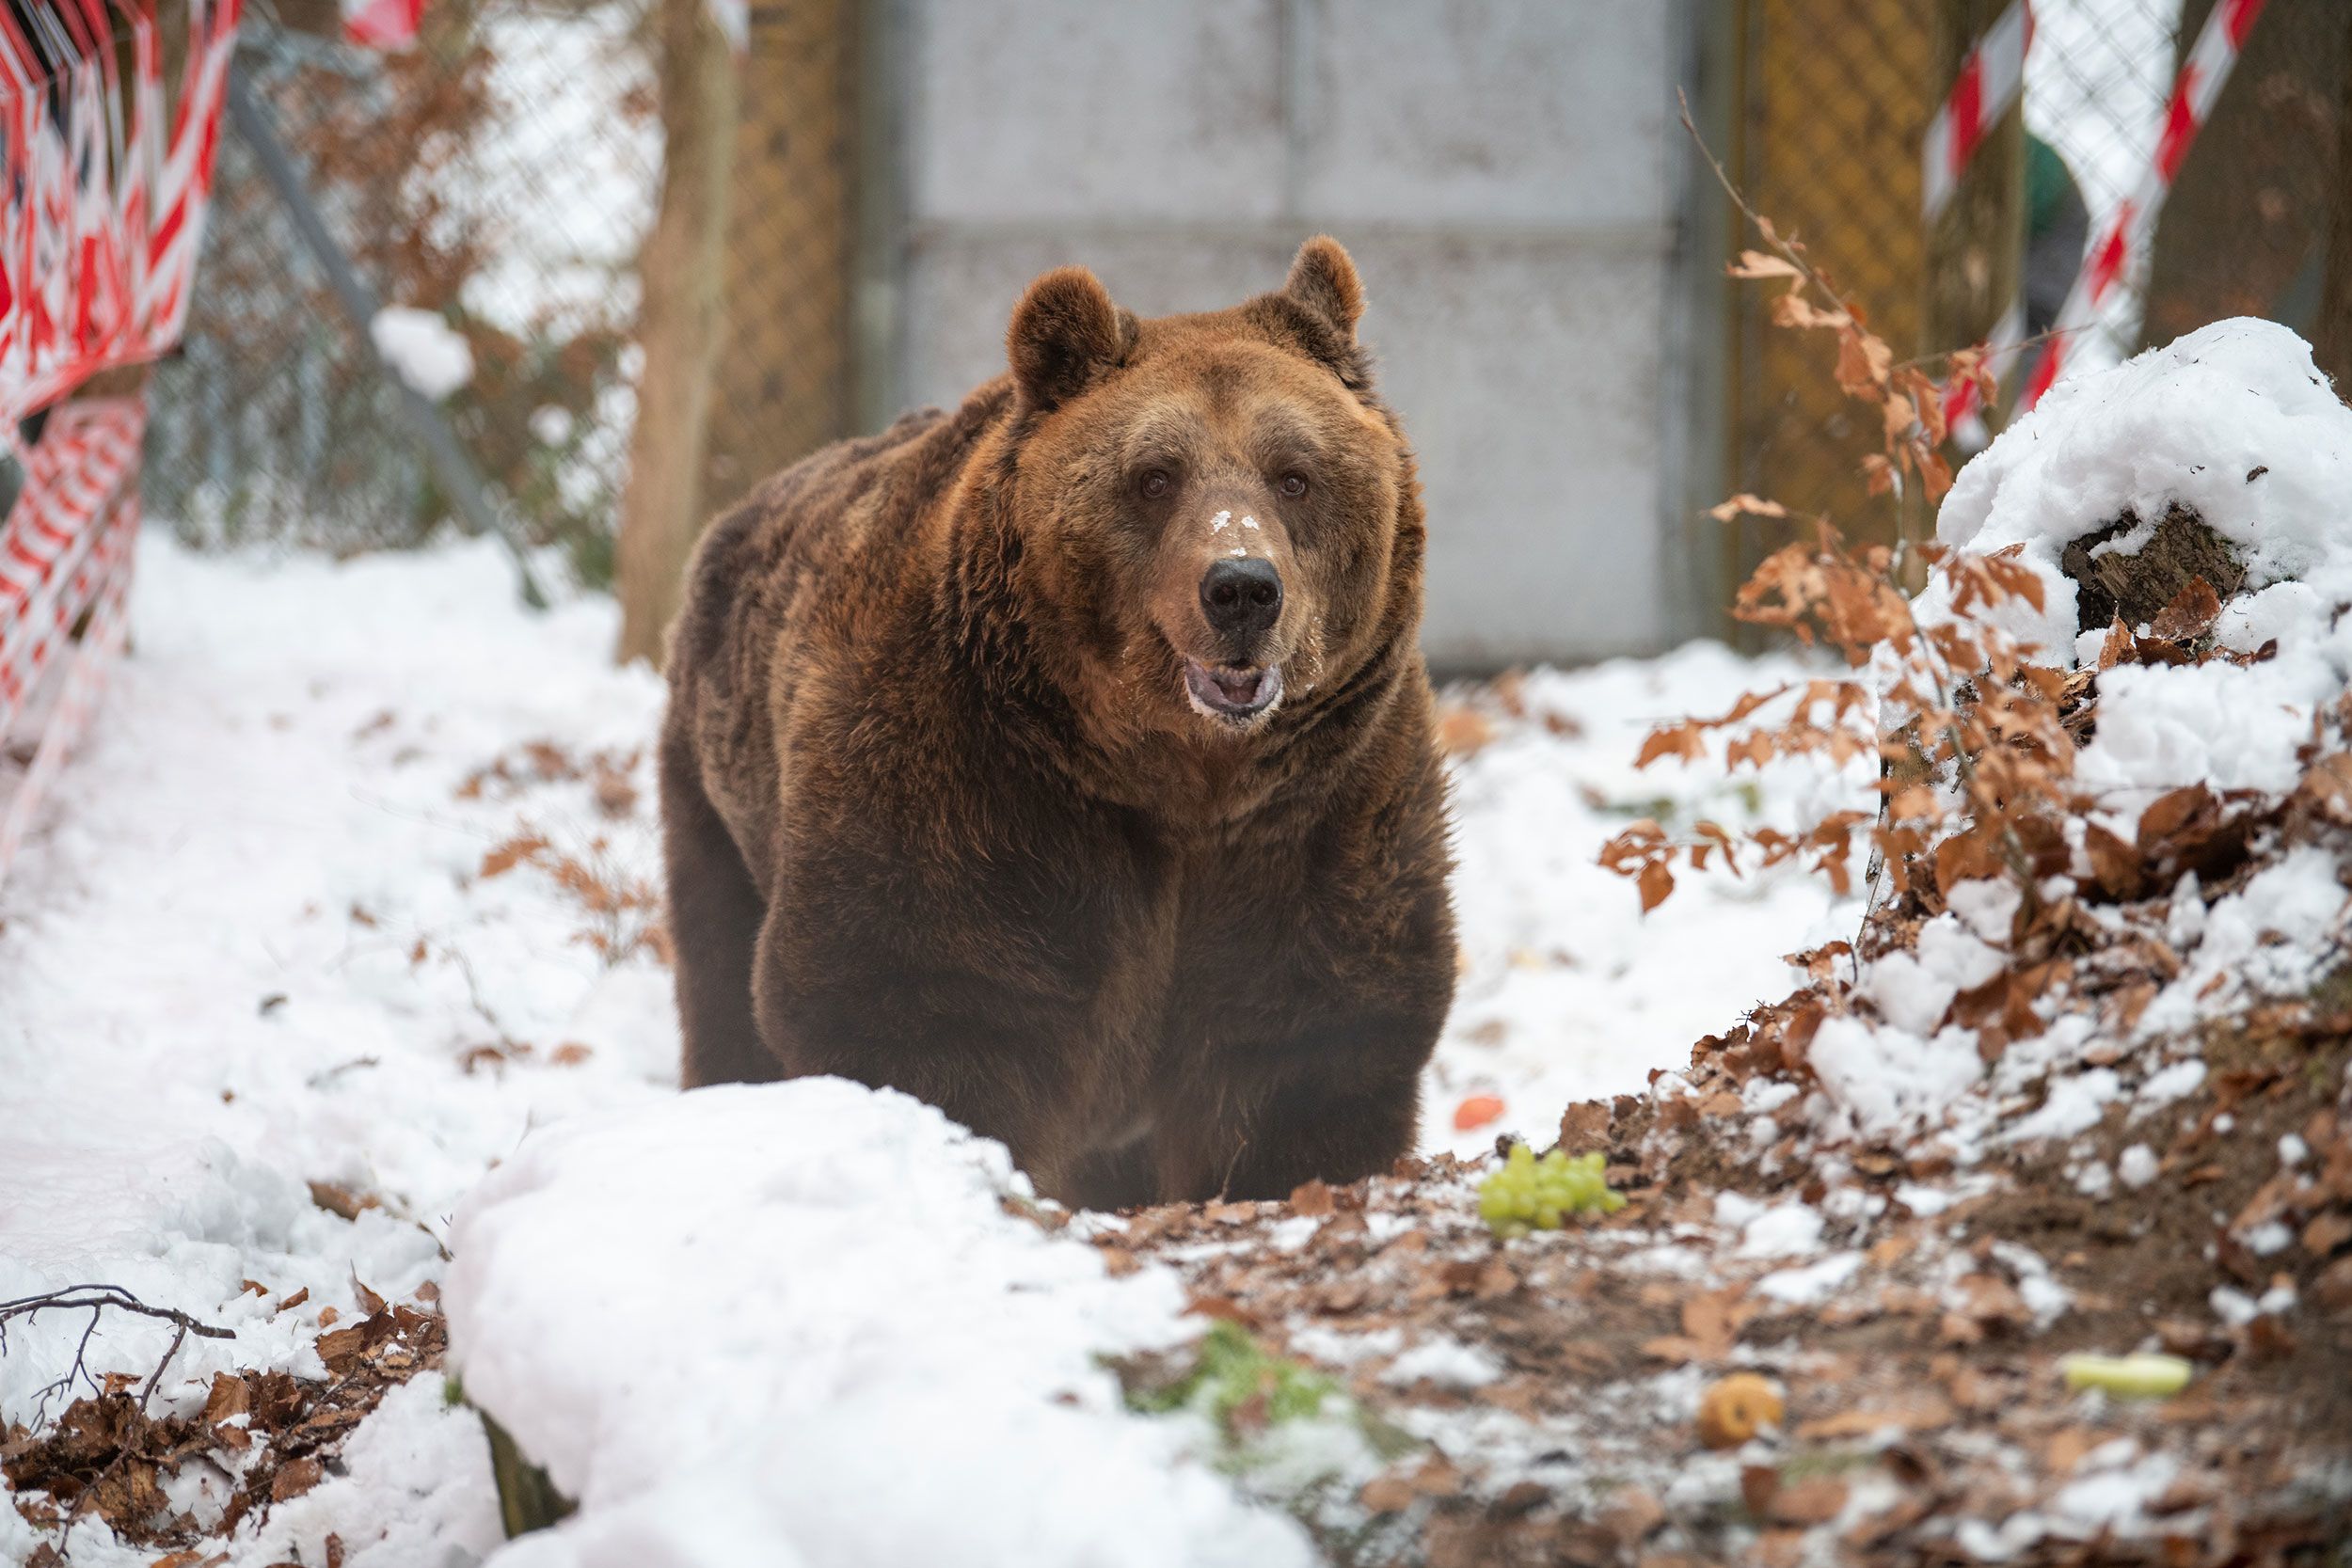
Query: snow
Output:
[[1755, 1250, 1863, 1306], [371, 306, 476, 401], [1862, 914, 2005, 1036], [1928, 321, 2352, 829], [1377, 1338, 1502, 1391], [1713, 1196, 1824, 1259], [2137, 848, 2352, 1037], [1807, 1015, 1984, 1140], [2003, 1068, 2120, 1144], [0, 537, 673, 1568], [1937, 319, 2351, 646], [1427, 644, 1855, 1155], [2050, 1448, 2183, 1540], [2135, 1059, 2207, 1108], [446, 1081, 1316, 1568]]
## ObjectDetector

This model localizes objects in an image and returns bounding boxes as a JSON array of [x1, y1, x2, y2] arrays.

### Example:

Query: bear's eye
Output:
[[1137, 468, 1172, 500], [1279, 472, 1309, 499]]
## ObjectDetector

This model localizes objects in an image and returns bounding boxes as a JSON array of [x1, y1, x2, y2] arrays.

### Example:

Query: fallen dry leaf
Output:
[[270, 1455, 324, 1502]]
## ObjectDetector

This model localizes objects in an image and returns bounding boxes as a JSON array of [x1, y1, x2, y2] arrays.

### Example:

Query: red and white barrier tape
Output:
[[1943, 294, 2027, 451], [0, 0, 241, 430], [343, 0, 422, 49], [0, 0, 235, 889], [0, 395, 144, 889], [0, 398, 143, 716], [2021, 0, 2267, 407], [1922, 0, 2034, 226], [0, 500, 133, 880]]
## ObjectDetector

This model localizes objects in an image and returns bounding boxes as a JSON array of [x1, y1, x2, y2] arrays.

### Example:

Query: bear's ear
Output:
[[1283, 236, 1364, 343], [1008, 267, 1131, 413]]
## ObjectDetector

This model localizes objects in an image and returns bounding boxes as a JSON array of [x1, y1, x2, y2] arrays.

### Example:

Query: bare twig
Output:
[[1888, 325, 2074, 377], [1677, 88, 1862, 321], [1, 1285, 236, 1424]]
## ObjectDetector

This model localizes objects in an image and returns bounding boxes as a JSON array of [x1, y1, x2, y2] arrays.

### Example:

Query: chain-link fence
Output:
[[144, 0, 857, 588], [1726, 0, 2351, 537], [145, 0, 661, 578]]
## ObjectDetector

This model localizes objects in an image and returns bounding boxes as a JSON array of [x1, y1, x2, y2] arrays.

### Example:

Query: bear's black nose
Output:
[[1200, 558, 1282, 640]]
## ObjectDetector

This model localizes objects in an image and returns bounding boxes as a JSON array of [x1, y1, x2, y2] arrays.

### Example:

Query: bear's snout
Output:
[[1199, 557, 1282, 643]]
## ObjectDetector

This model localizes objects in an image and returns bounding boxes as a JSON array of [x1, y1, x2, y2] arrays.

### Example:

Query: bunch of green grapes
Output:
[[1477, 1142, 1624, 1237]]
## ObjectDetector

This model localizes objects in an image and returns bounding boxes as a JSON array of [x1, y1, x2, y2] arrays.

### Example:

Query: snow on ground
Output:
[[0, 538, 675, 1567], [1425, 650, 1851, 1157], [0, 534, 1831, 1564], [447, 1083, 1318, 1568]]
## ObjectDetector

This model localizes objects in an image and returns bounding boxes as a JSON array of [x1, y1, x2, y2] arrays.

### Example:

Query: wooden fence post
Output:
[[699, 0, 855, 517], [614, 0, 740, 668]]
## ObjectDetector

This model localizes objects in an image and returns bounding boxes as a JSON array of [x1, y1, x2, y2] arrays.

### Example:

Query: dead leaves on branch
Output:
[[1737, 529, 1917, 663], [1604, 446, 2325, 924], [1729, 239, 1953, 505], [1600, 506, 2064, 913], [1621, 199, 2349, 926]]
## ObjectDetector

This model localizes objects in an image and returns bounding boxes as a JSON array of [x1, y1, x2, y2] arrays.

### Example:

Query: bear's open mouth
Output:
[[1182, 658, 1283, 722]]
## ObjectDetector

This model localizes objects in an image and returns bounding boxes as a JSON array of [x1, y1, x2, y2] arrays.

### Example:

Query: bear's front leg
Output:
[[1152, 1000, 1442, 1204], [747, 832, 1159, 1202]]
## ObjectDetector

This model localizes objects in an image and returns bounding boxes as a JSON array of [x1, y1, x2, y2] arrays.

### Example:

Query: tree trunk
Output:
[[2310, 32, 2352, 390], [614, 0, 740, 668], [699, 0, 855, 517], [2141, 0, 2352, 354], [1924, 1, 2026, 364], [1914, 0, 2024, 562]]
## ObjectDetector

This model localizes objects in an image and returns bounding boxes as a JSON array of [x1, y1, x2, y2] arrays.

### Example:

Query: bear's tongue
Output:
[[1212, 669, 1262, 705], [1183, 657, 1282, 720]]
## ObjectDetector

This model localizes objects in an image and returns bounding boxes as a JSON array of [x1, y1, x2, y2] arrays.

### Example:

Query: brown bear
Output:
[[660, 237, 1456, 1209]]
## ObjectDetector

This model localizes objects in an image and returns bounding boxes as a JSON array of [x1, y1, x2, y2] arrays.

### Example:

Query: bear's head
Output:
[[996, 237, 1422, 752]]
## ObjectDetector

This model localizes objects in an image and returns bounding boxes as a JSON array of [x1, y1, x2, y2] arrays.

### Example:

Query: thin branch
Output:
[[1888, 324, 2075, 377], [0, 1285, 238, 1339], [1677, 87, 1864, 321], [1, 1286, 236, 1425]]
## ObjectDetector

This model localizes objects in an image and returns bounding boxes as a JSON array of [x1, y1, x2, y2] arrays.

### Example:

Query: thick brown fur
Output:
[[661, 236, 1456, 1208]]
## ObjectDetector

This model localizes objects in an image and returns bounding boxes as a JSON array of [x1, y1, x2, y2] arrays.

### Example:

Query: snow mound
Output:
[[1795, 322, 2352, 1149], [1937, 316, 2352, 657], [444, 1080, 1314, 1568], [1932, 318, 2352, 817]]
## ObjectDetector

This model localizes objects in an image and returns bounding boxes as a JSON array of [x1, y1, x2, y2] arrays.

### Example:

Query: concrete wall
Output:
[[866, 0, 1699, 669]]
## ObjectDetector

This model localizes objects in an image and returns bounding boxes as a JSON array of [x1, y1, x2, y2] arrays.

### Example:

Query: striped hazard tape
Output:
[[1923, 3, 2034, 443], [0, 395, 144, 889], [1943, 295, 2027, 451], [0, 512, 133, 881], [0, 0, 241, 431], [1922, 0, 2034, 226], [2022, 0, 2268, 407]]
